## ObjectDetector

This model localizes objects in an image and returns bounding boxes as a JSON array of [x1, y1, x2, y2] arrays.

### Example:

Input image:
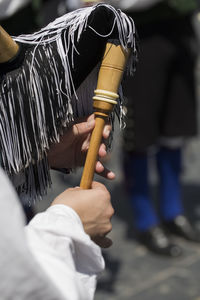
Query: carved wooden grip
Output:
[[0, 26, 19, 63], [80, 42, 130, 189]]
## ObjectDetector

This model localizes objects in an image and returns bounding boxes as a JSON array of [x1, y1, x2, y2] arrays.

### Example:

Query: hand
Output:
[[51, 181, 114, 248], [47, 114, 115, 179]]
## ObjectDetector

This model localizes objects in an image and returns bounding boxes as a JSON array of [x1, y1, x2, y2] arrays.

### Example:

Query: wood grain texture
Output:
[[0, 26, 19, 63], [80, 43, 130, 189]]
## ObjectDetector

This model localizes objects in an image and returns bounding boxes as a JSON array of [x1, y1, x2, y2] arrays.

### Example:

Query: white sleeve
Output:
[[25, 204, 105, 300], [107, 0, 163, 11]]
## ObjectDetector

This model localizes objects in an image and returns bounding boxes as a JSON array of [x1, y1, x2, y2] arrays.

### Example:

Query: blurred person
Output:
[[0, 114, 115, 300], [108, 0, 200, 257], [58, 0, 101, 15], [39, 0, 87, 27]]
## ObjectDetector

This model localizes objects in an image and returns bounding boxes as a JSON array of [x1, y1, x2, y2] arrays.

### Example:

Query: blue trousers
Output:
[[124, 147, 183, 231]]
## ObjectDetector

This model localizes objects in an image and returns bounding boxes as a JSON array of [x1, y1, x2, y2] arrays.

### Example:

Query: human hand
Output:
[[47, 114, 115, 180], [51, 181, 114, 248]]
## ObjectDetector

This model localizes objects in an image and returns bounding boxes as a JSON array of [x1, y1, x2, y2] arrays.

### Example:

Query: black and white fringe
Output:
[[0, 3, 137, 203]]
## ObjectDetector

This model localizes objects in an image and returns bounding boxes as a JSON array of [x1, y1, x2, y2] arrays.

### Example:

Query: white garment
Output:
[[0, 167, 104, 299], [107, 0, 163, 11], [25, 205, 105, 300], [0, 0, 30, 19]]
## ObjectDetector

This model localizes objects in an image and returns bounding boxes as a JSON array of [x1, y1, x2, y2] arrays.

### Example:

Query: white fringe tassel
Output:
[[0, 3, 137, 203]]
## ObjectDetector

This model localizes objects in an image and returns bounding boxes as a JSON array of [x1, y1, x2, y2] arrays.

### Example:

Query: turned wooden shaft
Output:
[[80, 116, 106, 189], [80, 42, 130, 189], [0, 26, 19, 63], [80, 100, 114, 189], [96, 43, 128, 93]]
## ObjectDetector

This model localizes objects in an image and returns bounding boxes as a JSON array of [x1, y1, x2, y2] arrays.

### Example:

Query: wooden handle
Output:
[[0, 26, 19, 63], [80, 42, 130, 189], [80, 116, 106, 189]]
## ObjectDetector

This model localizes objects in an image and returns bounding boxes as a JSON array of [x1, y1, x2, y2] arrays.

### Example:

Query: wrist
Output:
[[47, 204, 83, 228]]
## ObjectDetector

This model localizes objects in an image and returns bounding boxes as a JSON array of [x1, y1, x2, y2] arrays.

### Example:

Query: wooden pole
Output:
[[0, 26, 19, 63], [80, 42, 130, 189]]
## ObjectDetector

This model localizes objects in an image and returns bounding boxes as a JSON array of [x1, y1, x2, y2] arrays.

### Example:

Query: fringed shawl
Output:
[[0, 3, 137, 203]]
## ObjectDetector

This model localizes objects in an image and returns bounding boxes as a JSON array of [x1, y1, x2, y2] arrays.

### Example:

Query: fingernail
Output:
[[102, 148, 107, 155], [105, 128, 110, 138], [108, 171, 115, 179]]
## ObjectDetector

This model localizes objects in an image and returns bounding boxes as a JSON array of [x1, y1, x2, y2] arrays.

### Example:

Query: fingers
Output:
[[95, 161, 115, 179], [98, 143, 107, 157], [90, 180, 109, 190], [92, 236, 113, 248], [54, 181, 114, 249], [102, 123, 111, 139], [74, 114, 111, 139], [74, 115, 111, 139], [73, 115, 95, 136], [97, 142, 115, 179], [90, 182, 114, 249]]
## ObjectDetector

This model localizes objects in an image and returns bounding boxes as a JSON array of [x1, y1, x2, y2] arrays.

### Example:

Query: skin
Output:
[[48, 114, 115, 248], [52, 181, 114, 248], [48, 114, 115, 180]]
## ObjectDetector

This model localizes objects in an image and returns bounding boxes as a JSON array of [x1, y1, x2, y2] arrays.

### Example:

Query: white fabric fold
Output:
[[25, 204, 105, 300], [0, 166, 104, 299]]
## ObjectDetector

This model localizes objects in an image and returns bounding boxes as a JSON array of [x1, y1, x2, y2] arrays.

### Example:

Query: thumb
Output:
[[74, 117, 95, 136]]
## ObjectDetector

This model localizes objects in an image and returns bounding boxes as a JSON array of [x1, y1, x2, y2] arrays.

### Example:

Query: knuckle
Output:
[[99, 189, 111, 202], [107, 205, 114, 218], [106, 223, 112, 233], [110, 206, 115, 216]]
